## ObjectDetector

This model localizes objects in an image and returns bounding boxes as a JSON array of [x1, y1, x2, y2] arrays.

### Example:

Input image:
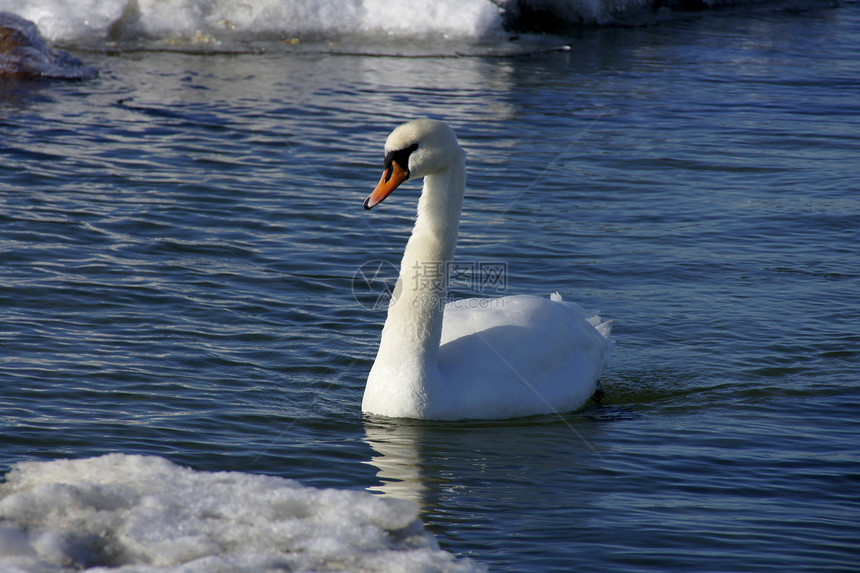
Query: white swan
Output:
[[362, 119, 612, 420]]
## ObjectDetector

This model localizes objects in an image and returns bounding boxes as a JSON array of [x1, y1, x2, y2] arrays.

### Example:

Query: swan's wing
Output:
[[437, 295, 612, 415]]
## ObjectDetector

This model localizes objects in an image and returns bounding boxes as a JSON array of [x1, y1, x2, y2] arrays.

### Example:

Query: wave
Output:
[[0, 0, 827, 52]]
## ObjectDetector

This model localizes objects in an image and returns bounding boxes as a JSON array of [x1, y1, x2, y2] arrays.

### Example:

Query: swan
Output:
[[362, 119, 612, 420]]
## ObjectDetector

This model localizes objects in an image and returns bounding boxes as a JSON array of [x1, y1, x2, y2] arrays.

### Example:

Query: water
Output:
[[2, 1, 859, 571]]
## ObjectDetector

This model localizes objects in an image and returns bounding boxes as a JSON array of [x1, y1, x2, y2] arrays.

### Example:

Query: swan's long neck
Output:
[[369, 153, 465, 411]]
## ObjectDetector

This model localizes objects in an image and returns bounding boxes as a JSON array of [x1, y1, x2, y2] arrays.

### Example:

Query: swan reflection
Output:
[[362, 420, 429, 506]]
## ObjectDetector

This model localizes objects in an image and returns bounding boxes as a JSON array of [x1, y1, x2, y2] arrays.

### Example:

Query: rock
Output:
[[0, 12, 97, 80]]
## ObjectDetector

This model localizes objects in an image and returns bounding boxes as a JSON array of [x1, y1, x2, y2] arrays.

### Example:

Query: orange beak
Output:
[[364, 160, 409, 210]]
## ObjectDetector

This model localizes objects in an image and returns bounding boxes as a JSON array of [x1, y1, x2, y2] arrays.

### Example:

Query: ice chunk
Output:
[[0, 454, 485, 573]]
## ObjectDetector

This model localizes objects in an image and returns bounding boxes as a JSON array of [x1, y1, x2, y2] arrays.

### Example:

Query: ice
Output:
[[0, 0, 503, 46], [0, 0, 781, 51], [0, 454, 485, 573]]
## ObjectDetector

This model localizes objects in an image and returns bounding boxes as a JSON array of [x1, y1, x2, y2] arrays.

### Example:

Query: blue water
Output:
[[2, 3, 859, 571]]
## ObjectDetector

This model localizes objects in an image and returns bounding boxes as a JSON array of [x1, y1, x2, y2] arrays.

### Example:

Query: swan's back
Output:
[[430, 294, 613, 419]]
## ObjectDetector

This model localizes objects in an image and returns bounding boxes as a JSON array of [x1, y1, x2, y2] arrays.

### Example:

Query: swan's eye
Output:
[[383, 143, 419, 181]]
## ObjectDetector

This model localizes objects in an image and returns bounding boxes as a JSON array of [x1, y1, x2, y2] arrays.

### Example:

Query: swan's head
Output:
[[364, 119, 462, 210]]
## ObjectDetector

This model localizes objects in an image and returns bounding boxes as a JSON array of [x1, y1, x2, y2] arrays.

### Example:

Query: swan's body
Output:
[[362, 119, 612, 420]]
